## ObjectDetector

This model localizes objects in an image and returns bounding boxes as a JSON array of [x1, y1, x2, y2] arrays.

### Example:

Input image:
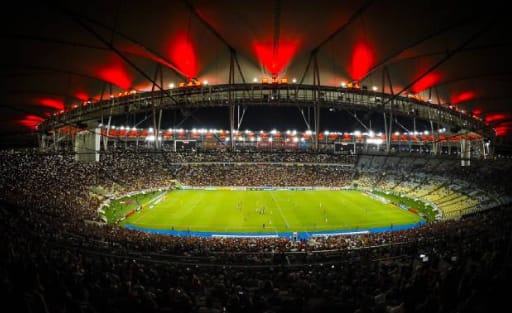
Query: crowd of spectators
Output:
[[1, 148, 511, 312], [169, 150, 356, 164], [173, 164, 352, 187]]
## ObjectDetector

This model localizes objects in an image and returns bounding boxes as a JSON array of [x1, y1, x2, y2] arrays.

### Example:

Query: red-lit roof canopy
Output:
[[1, 0, 512, 144]]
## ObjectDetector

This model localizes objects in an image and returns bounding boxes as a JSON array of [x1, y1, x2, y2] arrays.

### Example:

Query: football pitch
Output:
[[109, 189, 424, 236]]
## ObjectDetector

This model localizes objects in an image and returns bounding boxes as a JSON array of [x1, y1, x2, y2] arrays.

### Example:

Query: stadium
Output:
[[2, 1, 512, 312]]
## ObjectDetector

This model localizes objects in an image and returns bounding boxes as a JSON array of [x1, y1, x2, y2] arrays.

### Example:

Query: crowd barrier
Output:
[[124, 221, 425, 240]]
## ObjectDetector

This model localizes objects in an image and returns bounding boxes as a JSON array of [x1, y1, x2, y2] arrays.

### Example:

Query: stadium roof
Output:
[[1, 0, 512, 149]]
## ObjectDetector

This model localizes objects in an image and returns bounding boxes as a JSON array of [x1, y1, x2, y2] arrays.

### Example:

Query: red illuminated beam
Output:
[[451, 91, 476, 105], [60, 7, 178, 103], [363, 41, 512, 81], [168, 34, 198, 79], [6, 31, 189, 81], [5, 90, 83, 105], [254, 41, 299, 76], [95, 59, 133, 90], [483, 113, 512, 136], [349, 42, 375, 81], [380, 22, 494, 107], [299, 0, 376, 84], [38, 98, 64, 110], [485, 113, 510, 124], [493, 121, 512, 136], [359, 17, 478, 81], [74, 92, 90, 101], [411, 72, 441, 93], [180, 0, 246, 83], [2, 64, 135, 93], [52, 4, 189, 81], [18, 114, 44, 129], [120, 43, 188, 79]]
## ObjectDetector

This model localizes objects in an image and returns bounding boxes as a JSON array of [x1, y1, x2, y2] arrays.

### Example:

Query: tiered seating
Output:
[[355, 155, 506, 219]]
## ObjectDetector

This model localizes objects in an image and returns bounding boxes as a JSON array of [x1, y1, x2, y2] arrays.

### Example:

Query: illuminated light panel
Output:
[[411, 72, 440, 93], [168, 34, 198, 79], [253, 41, 299, 76], [38, 98, 64, 110], [451, 91, 475, 105], [18, 114, 44, 129], [473, 108, 482, 115], [349, 42, 375, 81]]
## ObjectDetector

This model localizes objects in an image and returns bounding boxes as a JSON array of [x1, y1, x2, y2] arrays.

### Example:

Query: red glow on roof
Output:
[[132, 82, 153, 92], [98, 67, 132, 90], [485, 114, 512, 136], [253, 41, 299, 76], [485, 113, 507, 123], [349, 42, 375, 81], [122, 43, 185, 77], [38, 98, 64, 110], [19, 114, 44, 129], [411, 72, 440, 93], [74, 92, 89, 101], [95, 57, 133, 89], [472, 108, 482, 115], [451, 91, 475, 105], [168, 34, 198, 79], [495, 125, 510, 136]]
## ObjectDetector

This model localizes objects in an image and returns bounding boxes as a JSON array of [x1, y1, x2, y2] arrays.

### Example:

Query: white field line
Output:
[[132, 192, 166, 223], [270, 192, 290, 228]]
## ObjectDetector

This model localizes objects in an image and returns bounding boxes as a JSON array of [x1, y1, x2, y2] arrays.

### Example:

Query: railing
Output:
[[39, 83, 493, 138]]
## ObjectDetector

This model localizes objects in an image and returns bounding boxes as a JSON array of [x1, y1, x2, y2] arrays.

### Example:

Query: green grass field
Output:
[[105, 189, 423, 234], [373, 190, 437, 222]]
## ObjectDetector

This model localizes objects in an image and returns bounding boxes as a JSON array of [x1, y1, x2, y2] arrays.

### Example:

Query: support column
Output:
[[103, 85, 114, 152], [38, 133, 48, 151], [53, 129, 58, 152], [74, 121, 100, 162], [313, 54, 320, 151], [151, 64, 164, 150], [476, 138, 488, 160], [489, 137, 495, 159], [383, 112, 389, 152], [158, 109, 163, 148], [228, 51, 235, 150], [104, 113, 112, 151], [460, 135, 471, 166], [383, 67, 394, 153], [430, 120, 438, 156], [387, 111, 393, 153]]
